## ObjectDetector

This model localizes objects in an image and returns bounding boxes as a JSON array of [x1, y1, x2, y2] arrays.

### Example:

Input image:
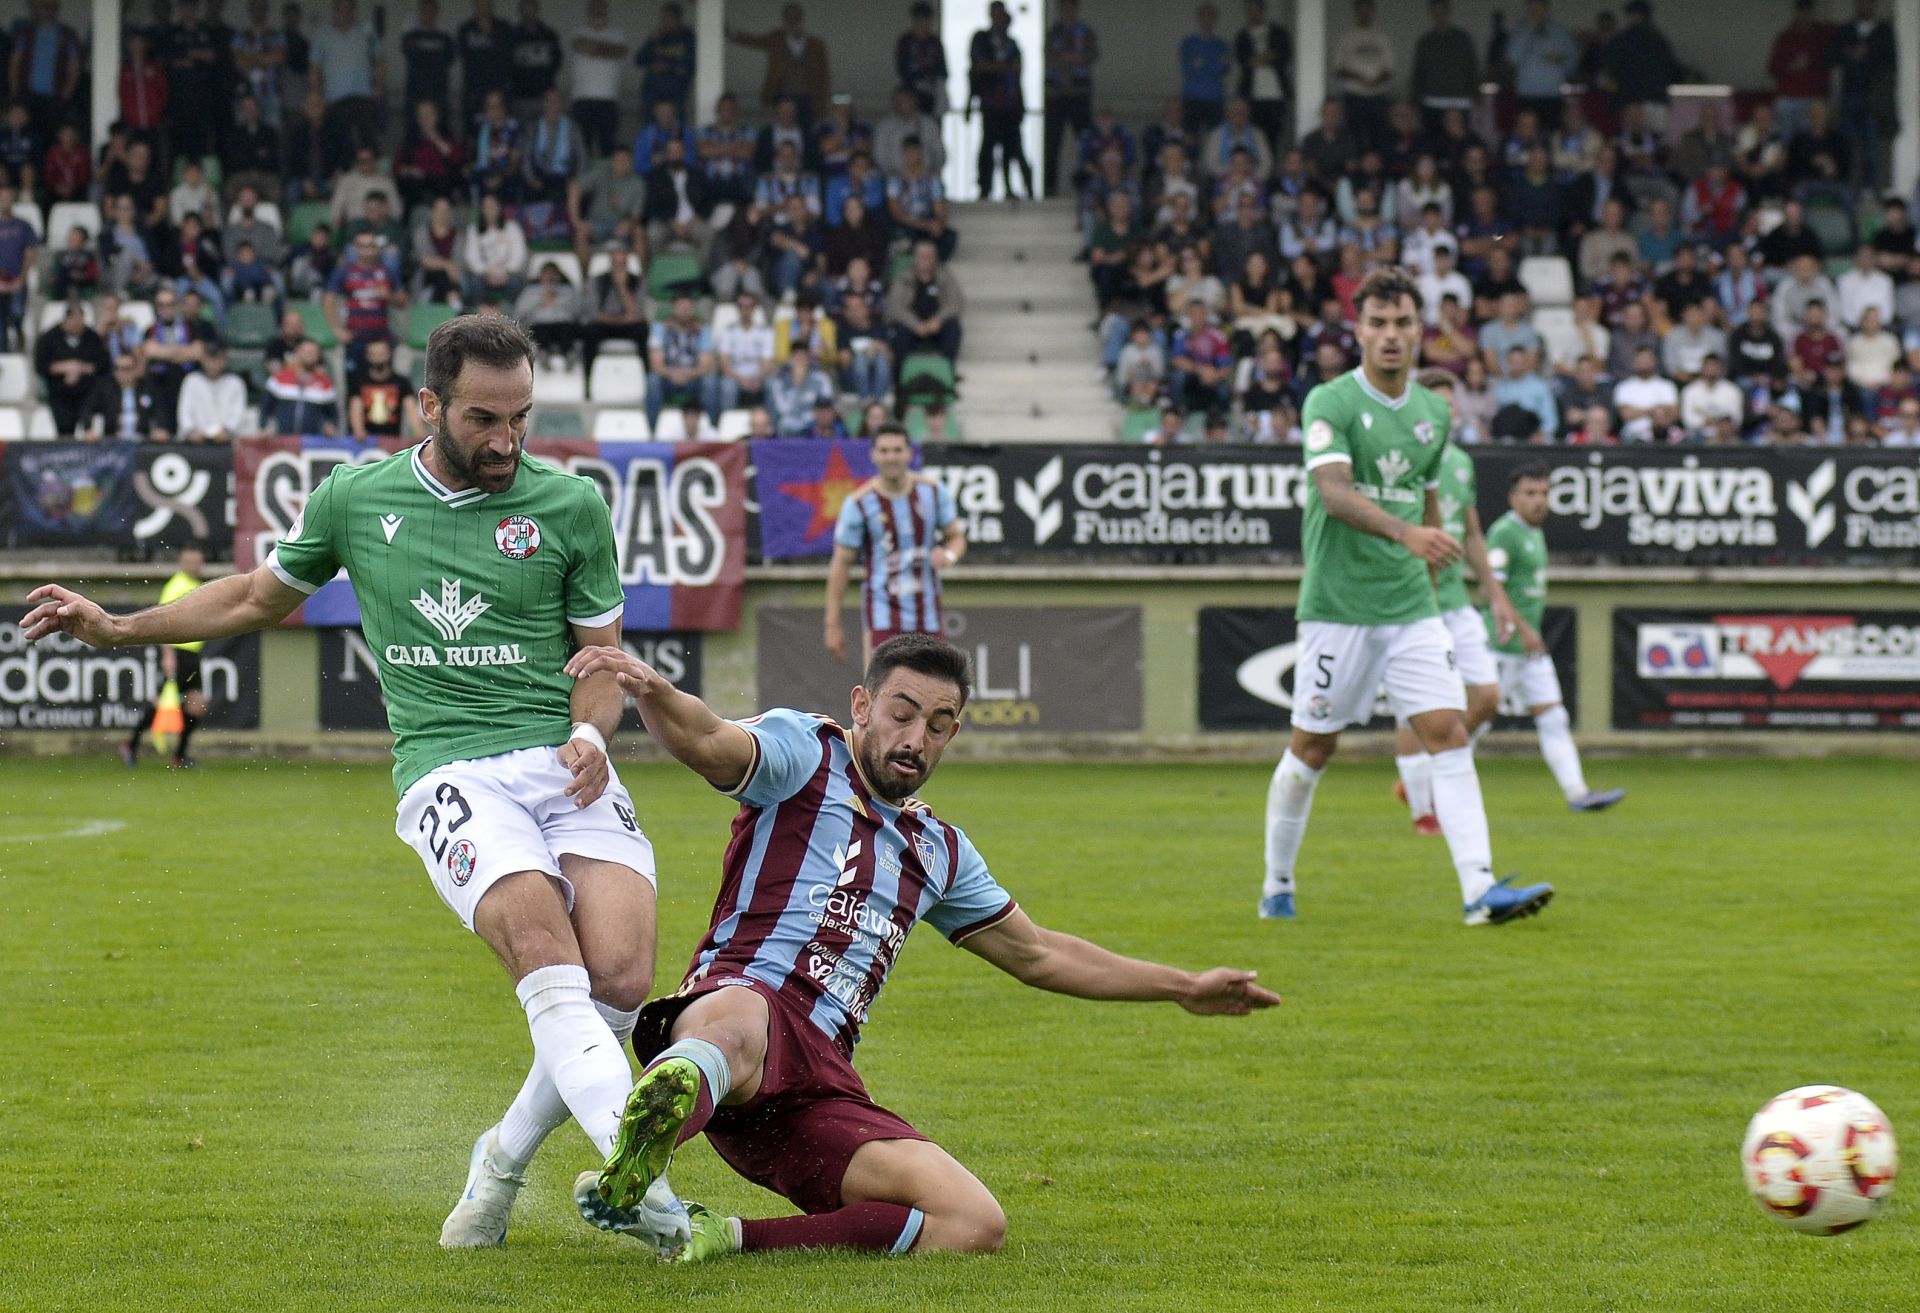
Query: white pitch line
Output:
[[0, 819, 130, 843]]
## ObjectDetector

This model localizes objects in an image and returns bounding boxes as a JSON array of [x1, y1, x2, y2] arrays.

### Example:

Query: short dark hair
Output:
[[422, 314, 535, 400], [871, 421, 910, 444], [1416, 367, 1457, 391], [865, 633, 972, 709], [1354, 265, 1423, 316], [1509, 462, 1551, 489]]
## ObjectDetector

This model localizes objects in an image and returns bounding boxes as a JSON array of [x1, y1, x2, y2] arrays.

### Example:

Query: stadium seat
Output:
[[291, 300, 338, 349], [0, 407, 23, 440], [1804, 203, 1856, 257], [0, 354, 31, 404], [716, 408, 753, 440], [594, 408, 652, 439], [647, 251, 703, 298], [1538, 320, 1584, 368], [898, 353, 957, 405], [46, 201, 100, 248], [407, 301, 460, 350], [227, 199, 284, 233], [650, 408, 688, 439], [587, 356, 647, 405], [14, 200, 43, 239], [709, 302, 741, 337], [286, 200, 332, 248], [38, 300, 92, 331], [1120, 407, 1160, 442], [585, 250, 642, 281], [225, 301, 277, 349], [27, 405, 56, 439], [532, 360, 587, 404], [532, 406, 588, 437], [119, 300, 156, 333], [1532, 306, 1576, 337], [533, 252, 584, 288], [1518, 256, 1575, 308]]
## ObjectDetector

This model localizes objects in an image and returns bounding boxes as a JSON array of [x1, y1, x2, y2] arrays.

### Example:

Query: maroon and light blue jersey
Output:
[[684, 709, 1017, 1055], [832, 478, 956, 636]]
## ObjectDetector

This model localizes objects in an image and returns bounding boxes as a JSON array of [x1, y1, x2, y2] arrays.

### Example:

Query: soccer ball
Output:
[[1742, 1085, 1899, 1234]]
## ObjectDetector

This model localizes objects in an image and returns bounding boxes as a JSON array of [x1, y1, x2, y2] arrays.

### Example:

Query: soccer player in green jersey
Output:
[[1482, 464, 1625, 813], [1388, 369, 1507, 835], [1265, 267, 1553, 926], [20, 317, 684, 1254]]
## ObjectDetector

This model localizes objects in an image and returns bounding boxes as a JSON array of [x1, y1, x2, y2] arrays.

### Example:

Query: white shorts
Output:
[[1293, 617, 1466, 733], [395, 745, 657, 932], [1442, 604, 1498, 688], [1496, 652, 1565, 714]]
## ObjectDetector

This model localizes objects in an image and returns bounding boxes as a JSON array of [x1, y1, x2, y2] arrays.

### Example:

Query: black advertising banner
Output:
[[757, 606, 1144, 732], [1198, 606, 1579, 732], [1613, 609, 1920, 731], [3, 442, 139, 545], [0, 606, 260, 732], [130, 445, 234, 553], [317, 627, 702, 732]]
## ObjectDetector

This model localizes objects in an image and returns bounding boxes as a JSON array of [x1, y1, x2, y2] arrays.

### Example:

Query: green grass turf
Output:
[[0, 753, 1913, 1311]]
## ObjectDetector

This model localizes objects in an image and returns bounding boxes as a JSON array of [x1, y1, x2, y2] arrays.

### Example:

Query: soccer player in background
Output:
[[1263, 266, 1552, 926], [1482, 464, 1626, 813], [823, 424, 967, 664], [120, 541, 209, 770], [563, 634, 1278, 1261], [20, 317, 683, 1255], [1388, 369, 1509, 835]]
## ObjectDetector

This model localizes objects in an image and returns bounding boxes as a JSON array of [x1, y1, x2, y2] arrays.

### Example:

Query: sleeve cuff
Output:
[[948, 898, 1019, 946], [719, 727, 763, 799], [1425, 479, 1441, 490], [1304, 452, 1353, 471], [566, 602, 625, 629], [264, 550, 323, 596]]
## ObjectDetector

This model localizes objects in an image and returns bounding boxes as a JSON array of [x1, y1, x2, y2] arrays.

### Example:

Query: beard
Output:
[[858, 736, 929, 802], [433, 424, 520, 494]]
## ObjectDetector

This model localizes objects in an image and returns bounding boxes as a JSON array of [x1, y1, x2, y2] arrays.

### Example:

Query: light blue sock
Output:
[[654, 1037, 732, 1103]]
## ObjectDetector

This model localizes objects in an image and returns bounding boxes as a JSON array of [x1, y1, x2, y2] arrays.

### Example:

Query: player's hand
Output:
[[566, 644, 668, 700], [557, 737, 609, 808], [1522, 625, 1548, 657], [1401, 526, 1462, 567], [824, 619, 847, 663], [1179, 968, 1282, 1016], [19, 584, 121, 647], [930, 546, 954, 570], [1490, 594, 1521, 646]]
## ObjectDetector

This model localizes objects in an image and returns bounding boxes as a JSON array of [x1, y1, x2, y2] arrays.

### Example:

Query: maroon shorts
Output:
[[633, 975, 928, 1215]]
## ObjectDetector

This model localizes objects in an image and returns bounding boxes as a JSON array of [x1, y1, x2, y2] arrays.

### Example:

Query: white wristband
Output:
[[569, 722, 608, 754]]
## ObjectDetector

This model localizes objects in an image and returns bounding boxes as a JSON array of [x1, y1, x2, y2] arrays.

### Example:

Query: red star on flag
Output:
[[778, 443, 866, 542]]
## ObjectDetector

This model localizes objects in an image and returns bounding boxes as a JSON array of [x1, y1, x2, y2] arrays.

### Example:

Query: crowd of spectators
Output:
[[0, 0, 971, 443], [1078, 0, 1918, 447]]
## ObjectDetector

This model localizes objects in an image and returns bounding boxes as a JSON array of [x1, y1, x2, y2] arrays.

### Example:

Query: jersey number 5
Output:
[[419, 782, 473, 860]]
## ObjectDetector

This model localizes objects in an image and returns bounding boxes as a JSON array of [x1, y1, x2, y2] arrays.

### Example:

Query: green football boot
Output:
[[675, 1203, 741, 1264], [596, 1058, 701, 1211]]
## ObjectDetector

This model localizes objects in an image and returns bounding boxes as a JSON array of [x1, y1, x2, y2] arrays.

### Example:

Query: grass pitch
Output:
[[0, 752, 1913, 1312]]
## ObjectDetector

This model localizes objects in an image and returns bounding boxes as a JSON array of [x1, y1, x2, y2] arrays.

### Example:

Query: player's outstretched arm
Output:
[[565, 645, 758, 791], [19, 566, 307, 649], [960, 907, 1280, 1016], [1312, 462, 1460, 567]]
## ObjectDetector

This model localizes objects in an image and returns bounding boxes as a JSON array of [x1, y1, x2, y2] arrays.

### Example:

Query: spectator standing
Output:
[[1768, 0, 1831, 143], [458, 0, 514, 134], [507, 0, 563, 124], [698, 93, 760, 206], [11, 0, 82, 147], [635, 3, 696, 121], [731, 4, 830, 126], [0, 184, 38, 350], [119, 31, 171, 142], [969, 2, 1034, 201], [1331, 0, 1395, 151], [401, 0, 457, 125], [221, 92, 281, 203], [896, 3, 948, 115], [310, 0, 384, 178], [168, 0, 229, 161], [1234, 0, 1292, 155], [325, 228, 403, 366], [1410, 0, 1478, 137], [266, 337, 338, 434], [1506, 0, 1577, 129], [34, 301, 110, 435], [175, 341, 249, 442], [1599, 1, 1680, 132], [1043, 0, 1100, 197], [568, 0, 629, 158], [1830, 0, 1897, 191], [1180, 4, 1233, 135]]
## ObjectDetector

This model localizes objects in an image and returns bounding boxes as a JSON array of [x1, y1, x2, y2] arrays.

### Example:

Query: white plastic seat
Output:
[[14, 201, 44, 238], [27, 404, 57, 439], [39, 300, 93, 331], [593, 407, 653, 439], [650, 408, 687, 439], [227, 200, 283, 232], [587, 355, 647, 405], [586, 250, 642, 281], [0, 407, 24, 439], [119, 301, 156, 333], [1519, 255, 1576, 308], [0, 354, 31, 404], [535, 252, 584, 288], [1531, 306, 1577, 336], [716, 408, 753, 441], [709, 302, 741, 337], [46, 201, 101, 249], [531, 360, 587, 404]]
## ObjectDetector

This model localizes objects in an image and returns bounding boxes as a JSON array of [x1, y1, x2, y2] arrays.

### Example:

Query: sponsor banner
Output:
[[752, 439, 881, 560], [1613, 609, 1920, 731], [1198, 606, 1579, 732], [318, 626, 701, 732], [0, 606, 260, 732], [4, 442, 139, 544], [235, 438, 748, 630], [756, 606, 1143, 732], [130, 444, 234, 553]]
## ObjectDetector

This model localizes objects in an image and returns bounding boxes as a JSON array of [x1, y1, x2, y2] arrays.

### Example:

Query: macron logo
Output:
[[380, 513, 404, 543], [411, 578, 491, 642]]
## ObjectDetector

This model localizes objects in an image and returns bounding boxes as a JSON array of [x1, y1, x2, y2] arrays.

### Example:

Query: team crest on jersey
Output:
[[912, 832, 936, 868], [1414, 421, 1435, 444], [447, 839, 477, 887], [495, 515, 540, 560]]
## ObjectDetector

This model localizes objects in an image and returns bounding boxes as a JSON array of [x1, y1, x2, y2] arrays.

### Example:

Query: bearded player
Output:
[[1483, 464, 1625, 813], [1262, 266, 1552, 925], [562, 633, 1278, 1261], [20, 316, 686, 1254]]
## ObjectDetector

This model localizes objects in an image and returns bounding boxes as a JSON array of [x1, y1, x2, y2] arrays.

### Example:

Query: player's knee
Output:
[[929, 1190, 1006, 1254], [587, 955, 653, 1013], [1466, 686, 1499, 726]]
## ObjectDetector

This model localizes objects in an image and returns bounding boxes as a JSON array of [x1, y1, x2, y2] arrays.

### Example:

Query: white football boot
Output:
[[439, 1126, 527, 1248]]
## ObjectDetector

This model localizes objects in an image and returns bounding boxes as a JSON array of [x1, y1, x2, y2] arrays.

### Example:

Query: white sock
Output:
[[1429, 747, 1496, 905], [497, 998, 640, 1168], [1263, 751, 1323, 897], [1535, 705, 1588, 802], [1395, 752, 1434, 818], [514, 965, 634, 1156]]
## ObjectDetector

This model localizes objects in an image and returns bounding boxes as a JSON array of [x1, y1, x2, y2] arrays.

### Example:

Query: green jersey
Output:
[[1482, 510, 1546, 655], [268, 444, 624, 797], [1431, 444, 1478, 613], [1297, 370, 1452, 626]]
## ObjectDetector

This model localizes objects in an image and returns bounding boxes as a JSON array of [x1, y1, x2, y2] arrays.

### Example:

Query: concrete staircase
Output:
[[947, 198, 1118, 443]]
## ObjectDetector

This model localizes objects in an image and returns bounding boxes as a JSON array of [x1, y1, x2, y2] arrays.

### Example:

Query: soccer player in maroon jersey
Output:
[[563, 633, 1278, 1260]]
